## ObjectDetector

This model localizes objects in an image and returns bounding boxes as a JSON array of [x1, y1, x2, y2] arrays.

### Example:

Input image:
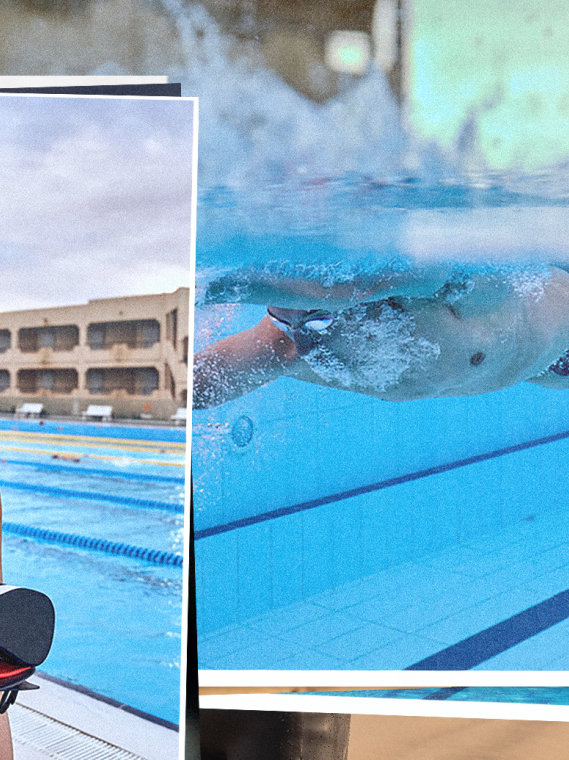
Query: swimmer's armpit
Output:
[[203, 263, 456, 310]]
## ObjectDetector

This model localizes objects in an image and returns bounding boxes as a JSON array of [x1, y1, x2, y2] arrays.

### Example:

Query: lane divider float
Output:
[[3, 521, 183, 567]]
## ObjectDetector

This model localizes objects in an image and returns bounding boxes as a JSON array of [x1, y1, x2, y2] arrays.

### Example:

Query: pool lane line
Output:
[[406, 588, 569, 670], [0, 433, 184, 455], [0, 478, 184, 513], [0, 430, 185, 450], [0, 458, 185, 483], [0, 445, 185, 467], [195, 427, 569, 540], [2, 521, 183, 567]]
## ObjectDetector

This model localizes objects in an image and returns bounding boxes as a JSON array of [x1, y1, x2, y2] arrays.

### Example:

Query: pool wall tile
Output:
[[238, 522, 272, 619], [271, 513, 304, 607], [197, 531, 240, 635], [302, 507, 334, 597], [195, 385, 569, 637], [194, 534, 205, 636], [330, 498, 362, 587], [360, 491, 389, 577], [193, 381, 569, 532]]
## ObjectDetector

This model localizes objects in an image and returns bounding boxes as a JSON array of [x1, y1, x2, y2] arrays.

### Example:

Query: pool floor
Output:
[[198, 507, 569, 670]]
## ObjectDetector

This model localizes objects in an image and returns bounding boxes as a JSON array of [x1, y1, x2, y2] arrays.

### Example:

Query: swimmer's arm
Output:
[[203, 263, 456, 310], [193, 316, 300, 409], [525, 372, 569, 389]]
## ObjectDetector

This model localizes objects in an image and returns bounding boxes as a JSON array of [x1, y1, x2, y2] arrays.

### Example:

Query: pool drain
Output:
[[10, 703, 147, 759], [231, 415, 254, 447]]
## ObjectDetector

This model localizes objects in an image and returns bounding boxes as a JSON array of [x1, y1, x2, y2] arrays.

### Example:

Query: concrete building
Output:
[[0, 288, 189, 420]]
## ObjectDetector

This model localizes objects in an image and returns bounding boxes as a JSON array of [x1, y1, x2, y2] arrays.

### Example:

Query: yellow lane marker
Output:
[[0, 430, 185, 450], [0, 434, 185, 455], [0, 444, 185, 467]]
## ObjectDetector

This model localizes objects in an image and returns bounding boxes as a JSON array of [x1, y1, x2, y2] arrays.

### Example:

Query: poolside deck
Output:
[[11, 673, 179, 760]]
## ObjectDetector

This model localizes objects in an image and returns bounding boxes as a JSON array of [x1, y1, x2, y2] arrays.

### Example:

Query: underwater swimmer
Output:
[[193, 265, 569, 409]]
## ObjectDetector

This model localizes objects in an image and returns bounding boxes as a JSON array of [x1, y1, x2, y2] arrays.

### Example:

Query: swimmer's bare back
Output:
[[193, 267, 569, 409]]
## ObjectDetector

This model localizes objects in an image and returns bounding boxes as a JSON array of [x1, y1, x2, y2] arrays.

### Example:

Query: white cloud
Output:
[[0, 95, 194, 311]]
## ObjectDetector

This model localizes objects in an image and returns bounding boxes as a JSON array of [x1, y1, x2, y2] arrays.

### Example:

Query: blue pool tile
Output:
[[407, 475, 461, 557], [315, 622, 403, 661], [461, 560, 545, 599], [340, 591, 414, 625], [192, 460, 225, 532], [276, 650, 347, 669], [198, 531, 240, 635], [421, 585, 557, 646], [377, 582, 495, 634], [212, 637, 310, 669], [423, 543, 499, 574], [246, 601, 329, 636], [271, 513, 304, 608], [382, 488, 418, 567], [427, 551, 524, 581], [237, 521, 273, 619], [359, 492, 389, 578], [524, 566, 569, 599], [303, 507, 334, 597], [349, 633, 445, 669], [457, 469, 503, 543], [275, 612, 364, 646], [194, 536, 205, 631], [198, 626, 279, 664], [329, 499, 362, 587], [463, 528, 529, 554], [473, 618, 569, 670], [310, 575, 392, 612]]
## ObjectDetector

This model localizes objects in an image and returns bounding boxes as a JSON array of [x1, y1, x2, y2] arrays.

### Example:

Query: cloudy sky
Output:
[[0, 94, 194, 311]]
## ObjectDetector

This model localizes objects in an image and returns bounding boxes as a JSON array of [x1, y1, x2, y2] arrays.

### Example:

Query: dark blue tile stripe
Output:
[[194, 428, 569, 540], [407, 588, 569, 670], [422, 687, 468, 700]]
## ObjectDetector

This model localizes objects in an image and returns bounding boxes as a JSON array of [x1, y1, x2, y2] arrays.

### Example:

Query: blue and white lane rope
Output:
[[3, 521, 183, 568]]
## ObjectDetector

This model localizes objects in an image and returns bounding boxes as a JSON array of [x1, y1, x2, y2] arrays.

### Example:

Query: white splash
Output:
[[303, 302, 441, 392]]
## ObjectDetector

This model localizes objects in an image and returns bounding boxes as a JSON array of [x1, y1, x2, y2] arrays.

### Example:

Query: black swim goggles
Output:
[[267, 307, 334, 336]]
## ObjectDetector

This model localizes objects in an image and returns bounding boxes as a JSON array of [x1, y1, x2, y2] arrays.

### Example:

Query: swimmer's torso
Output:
[[285, 267, 569, 400]]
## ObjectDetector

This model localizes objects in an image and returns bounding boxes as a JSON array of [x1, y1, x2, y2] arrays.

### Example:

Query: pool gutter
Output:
[[11, 672, 179, 760]]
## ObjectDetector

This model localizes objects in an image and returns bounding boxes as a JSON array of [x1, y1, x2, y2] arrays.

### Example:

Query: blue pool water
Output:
[[304, 688, 569, 706], [193, 180, 569, 672], [0, 419, 186, 724], [182, 3, 569, 673]]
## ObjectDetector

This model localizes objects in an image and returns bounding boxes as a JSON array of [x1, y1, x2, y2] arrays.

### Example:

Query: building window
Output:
[[0, 331, 11, 353], [18, 325, 79, 353], [0, 371, 10, 392], [86, 367, 159, 396], [39, 370, 54, 391], [17, 369, 78, 394], [87, 320, 160, 350], [86, 369, 104, 394]]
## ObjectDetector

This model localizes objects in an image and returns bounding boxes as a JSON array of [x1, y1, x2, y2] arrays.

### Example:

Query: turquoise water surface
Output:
[[0, 419, 186, 724]]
